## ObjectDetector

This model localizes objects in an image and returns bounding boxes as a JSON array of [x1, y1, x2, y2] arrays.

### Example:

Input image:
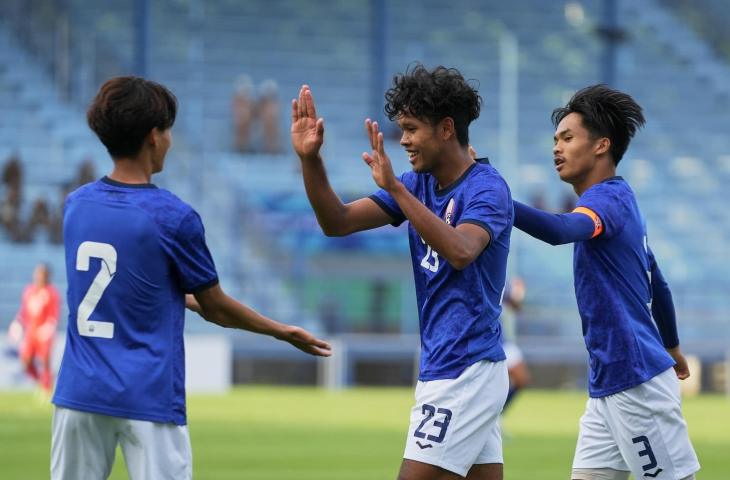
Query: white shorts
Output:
[[573, 368, 700, 479], [503, 341, 524, 370], [51, 406, 192, 480], [403, 360, 508, 477]]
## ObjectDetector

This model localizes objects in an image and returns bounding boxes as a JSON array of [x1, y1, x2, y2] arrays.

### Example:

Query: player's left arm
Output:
[[513, 200, 599, 245], [648, 247, 689, 379], [362, 121, 489, 269]]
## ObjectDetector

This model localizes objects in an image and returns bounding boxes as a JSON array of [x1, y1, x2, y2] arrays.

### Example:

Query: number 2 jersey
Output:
[[52, 177, 218, 425], [370, 160, 513, 381]]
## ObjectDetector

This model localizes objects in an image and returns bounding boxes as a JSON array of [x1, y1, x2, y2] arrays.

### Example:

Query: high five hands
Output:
[[291, 85, 324, 161], [291, 85, 400, 192], [363, 119, 399, 192]]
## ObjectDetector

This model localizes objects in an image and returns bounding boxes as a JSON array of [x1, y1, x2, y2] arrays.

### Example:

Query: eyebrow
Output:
[[554, 128, 572, 140]]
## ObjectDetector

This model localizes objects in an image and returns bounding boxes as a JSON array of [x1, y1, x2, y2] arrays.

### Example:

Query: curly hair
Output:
[[384, 64, 481, 146], [552, 84, 645, 165], [87, 76, 177, 158]]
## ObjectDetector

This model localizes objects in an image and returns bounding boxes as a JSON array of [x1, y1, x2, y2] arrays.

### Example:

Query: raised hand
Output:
[[362, 119, 399, 191], [281, 325, 332, 357], [291, 85, 324, 161]]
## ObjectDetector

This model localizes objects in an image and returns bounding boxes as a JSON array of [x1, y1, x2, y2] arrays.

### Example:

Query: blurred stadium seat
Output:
[[0, 0, 728, 384]]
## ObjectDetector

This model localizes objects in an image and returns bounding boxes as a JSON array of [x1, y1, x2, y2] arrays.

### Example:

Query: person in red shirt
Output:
[[17, 263, 60, 393]]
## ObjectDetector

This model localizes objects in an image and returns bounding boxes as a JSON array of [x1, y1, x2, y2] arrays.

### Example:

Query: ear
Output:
[[147, 128, 162, 148], [439, 117, 456, 141], [594, 137, 610, 156]]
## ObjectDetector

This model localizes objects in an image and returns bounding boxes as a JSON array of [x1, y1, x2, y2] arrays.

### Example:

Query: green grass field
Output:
[[0, 387, 727, 479]]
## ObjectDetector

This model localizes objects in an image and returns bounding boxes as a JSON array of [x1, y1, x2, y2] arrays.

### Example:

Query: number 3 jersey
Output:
[[53, 177, 218, 425], [370, 160, 513, 381]]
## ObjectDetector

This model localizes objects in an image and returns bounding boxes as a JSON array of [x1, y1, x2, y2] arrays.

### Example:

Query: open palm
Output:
[[291, 85, 324, 160], [362, 119, 398, 191]]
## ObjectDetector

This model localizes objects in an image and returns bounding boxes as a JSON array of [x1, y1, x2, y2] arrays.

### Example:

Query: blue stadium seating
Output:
[[0, 0, 727, 347]]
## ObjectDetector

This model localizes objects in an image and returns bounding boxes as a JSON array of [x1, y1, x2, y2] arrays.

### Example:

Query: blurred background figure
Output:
[[1, 153, 23, 241], [232, 74, 255, 153], [12, 263, 60, 395], [258, 79, 283, 154], [501, 276, 531, 414], [73, 157, 97, 188]]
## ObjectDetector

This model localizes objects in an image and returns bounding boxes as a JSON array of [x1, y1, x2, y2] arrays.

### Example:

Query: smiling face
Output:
[[397, 113, 444, 173], [553, 112, 609, 187]]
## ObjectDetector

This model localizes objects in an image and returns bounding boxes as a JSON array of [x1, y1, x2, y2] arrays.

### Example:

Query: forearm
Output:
[[651, 262, 679, 348], [513, 201, 595, 245], [389, 183, 479, 269], [200, 295, 287, 339], [299, 155, 350, 236]]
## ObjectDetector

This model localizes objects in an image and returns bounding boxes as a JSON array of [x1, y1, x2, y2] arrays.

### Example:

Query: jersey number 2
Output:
[[76, 241, 117, 339]]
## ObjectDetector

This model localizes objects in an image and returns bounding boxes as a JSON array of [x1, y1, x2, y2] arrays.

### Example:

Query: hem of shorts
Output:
[[572, 461, 630, 471], [588, 363, 675, 398], [418, 354, 506, 382], [52, 398, 186, 426], [403, 453, 469, 478], [673, 463, 701, 479]]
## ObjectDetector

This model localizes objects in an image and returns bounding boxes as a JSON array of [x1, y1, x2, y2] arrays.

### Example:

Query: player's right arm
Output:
[[513, 200, 598, 245], [291, 85, 393, 236], [190, 285, 332, 357]]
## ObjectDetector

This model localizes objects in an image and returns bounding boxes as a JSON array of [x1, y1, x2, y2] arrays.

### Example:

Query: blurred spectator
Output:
[[1, 185, 23, 240], [502, 277, 531, 414], [22, 198, 51, 242], [232, 74, 255, 153], [2, 152, 22, 190], [258, 79, 283, 154], [75, 157, 96, 187]]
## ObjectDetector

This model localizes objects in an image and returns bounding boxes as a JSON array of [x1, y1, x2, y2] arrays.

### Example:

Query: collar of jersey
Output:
[[601, 175, 624, 183], [434, 160, 481, 197], [101, 176, 158, 189]]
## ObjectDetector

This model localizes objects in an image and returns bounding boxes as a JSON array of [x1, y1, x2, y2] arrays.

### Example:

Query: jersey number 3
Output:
[[76, 241, 117, 339]]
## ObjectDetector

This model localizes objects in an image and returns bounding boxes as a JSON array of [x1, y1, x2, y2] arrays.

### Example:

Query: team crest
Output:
[[444, 198, 455, 225]]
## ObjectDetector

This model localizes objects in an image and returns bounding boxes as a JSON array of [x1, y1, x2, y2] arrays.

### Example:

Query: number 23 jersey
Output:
[[53, 177, 218, 425], [370, 160, 513, 381]]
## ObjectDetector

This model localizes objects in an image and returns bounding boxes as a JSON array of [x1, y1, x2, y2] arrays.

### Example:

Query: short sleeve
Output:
[[575, 182, 630, 239], [368, 171, 416, 226], [458, 175, 513, 246], [169, 210, 219, 293]]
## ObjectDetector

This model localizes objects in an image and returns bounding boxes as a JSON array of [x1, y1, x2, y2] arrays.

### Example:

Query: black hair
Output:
[[552, 84, 645, 165], [87, 76, 177, 158], [384, 64, 481, 146]]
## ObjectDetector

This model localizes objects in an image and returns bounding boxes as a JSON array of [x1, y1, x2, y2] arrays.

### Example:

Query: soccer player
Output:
[[51, 76, 331, 480], [15, 263, 60, 394], [500, 277, 530, 414], [512, 85, 700, 480], [291, 65, 512, 480]]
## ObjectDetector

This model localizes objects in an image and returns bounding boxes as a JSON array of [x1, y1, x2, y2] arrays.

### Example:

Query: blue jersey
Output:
[[52, 177, 218, 425], [573, 177, 674, 397], [370, 160, 512, 380]]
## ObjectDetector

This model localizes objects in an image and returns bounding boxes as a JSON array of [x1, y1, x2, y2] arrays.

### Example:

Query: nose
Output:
[[400, 131, 409, 147], [553, 141, 561, 156]]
